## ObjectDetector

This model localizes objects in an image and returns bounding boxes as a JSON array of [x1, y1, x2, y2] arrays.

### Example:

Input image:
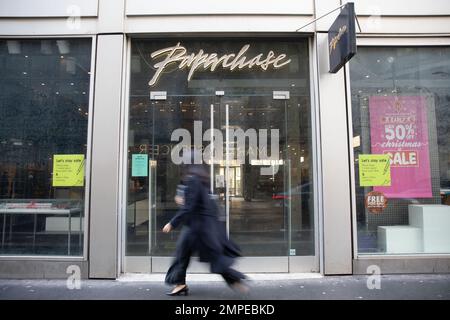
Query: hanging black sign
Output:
[[328, 2, 356, 73]]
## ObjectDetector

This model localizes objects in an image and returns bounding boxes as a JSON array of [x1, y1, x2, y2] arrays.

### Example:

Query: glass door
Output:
[[125, 37, 317, 274], [215, 95, 316, 272], [125, 92, 316, 273], [126, 94, 215, 272]]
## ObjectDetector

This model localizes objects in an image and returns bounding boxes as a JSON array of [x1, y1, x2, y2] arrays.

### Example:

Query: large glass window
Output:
[[126, 38, 315, 260], [350, 46, 450, 255], [0, 39, 92, 256]]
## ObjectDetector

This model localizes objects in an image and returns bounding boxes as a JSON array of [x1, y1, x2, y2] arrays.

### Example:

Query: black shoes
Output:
[[166, 285, 189, 296], [230, 280, 250, 294]]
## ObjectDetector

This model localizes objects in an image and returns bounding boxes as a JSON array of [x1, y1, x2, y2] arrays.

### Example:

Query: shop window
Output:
[[126, 39, 315, 258], [0, 39, 92, 256], [350, 46, 450, 255]]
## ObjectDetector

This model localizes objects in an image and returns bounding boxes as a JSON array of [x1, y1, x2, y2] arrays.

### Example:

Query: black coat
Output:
[[170, 174, 241, 265]]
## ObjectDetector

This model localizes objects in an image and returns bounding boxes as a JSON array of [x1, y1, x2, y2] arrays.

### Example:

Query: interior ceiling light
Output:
[[65, 57, 76, 75], [41, 40, 53, 55], [56, 40, 70, 54], [6, 40, 21, 54]]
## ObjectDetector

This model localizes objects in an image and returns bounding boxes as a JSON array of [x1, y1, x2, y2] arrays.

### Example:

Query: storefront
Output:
[[124, 38, 318, 273], [0, 0, 449, 278], [349, 41, 450, 273]]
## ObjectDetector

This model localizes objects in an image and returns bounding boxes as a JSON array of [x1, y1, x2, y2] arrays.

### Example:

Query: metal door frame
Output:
[[121, 36, 320, 274]]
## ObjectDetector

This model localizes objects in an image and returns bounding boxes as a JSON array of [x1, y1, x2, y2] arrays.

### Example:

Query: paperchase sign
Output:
[[148, 43, 292, 86], [328, 2, 357, 73]]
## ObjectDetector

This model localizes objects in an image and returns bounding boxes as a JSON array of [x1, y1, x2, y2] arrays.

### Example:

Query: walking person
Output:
[[162, 151, 248, 296]]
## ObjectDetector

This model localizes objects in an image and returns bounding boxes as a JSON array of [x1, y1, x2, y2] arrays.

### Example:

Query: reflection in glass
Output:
[[0, 39, 92, 256], [350, 47, 450, 255], [126, 39, 314, 258]]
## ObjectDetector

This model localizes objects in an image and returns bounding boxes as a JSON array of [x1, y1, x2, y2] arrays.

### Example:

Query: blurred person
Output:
[[162, 150, 248, 296]]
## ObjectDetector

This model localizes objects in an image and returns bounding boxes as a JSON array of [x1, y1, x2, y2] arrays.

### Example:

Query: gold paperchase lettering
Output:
[[329, 25, 347, 52], [148, 43, 291, 86]]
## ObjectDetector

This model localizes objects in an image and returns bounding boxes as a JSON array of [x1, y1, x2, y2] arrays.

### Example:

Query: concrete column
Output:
[[97, 0, 125, 33], [89, 34, 124, 278], [316, 32, 353, 275], [314, 0, 343, 32]]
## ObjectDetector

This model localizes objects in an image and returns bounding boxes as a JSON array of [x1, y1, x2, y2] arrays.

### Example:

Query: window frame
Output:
[[347, 36, 450, 259], [0, 35, 96, 261], [120, 35, 322, 273]]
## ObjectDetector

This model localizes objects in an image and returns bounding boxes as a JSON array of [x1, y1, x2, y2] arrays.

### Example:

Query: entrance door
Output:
[[124, 92, 317, 273], [214, 94, 316, 272]]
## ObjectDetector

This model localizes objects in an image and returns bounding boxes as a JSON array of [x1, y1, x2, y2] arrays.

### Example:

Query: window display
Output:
[[0, 38, 92, 256], [350, 46, 450, 255]]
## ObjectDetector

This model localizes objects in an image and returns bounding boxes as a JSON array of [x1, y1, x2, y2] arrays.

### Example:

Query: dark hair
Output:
[[181, 149, 210, 186]]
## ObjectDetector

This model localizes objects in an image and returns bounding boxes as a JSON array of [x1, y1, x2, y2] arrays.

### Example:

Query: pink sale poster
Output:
[[369, 96, 432, 198]]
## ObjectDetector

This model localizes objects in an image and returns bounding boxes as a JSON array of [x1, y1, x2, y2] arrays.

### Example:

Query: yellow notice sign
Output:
[[359, 154, 391, 187], [53, 154, 85, 187]]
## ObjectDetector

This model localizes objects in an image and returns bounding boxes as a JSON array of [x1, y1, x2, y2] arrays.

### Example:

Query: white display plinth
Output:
[[409, 204, 450, 253], [377, 226, 422, 254], [45, 217, 84, 232]]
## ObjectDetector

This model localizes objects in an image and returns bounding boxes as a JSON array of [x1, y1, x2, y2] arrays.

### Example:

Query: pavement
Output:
[[0, 273, 450, 300]]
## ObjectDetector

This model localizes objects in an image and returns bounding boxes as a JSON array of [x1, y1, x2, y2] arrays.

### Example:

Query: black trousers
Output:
[[165, 227, 245, 286], [165, 227, 193, 285]]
